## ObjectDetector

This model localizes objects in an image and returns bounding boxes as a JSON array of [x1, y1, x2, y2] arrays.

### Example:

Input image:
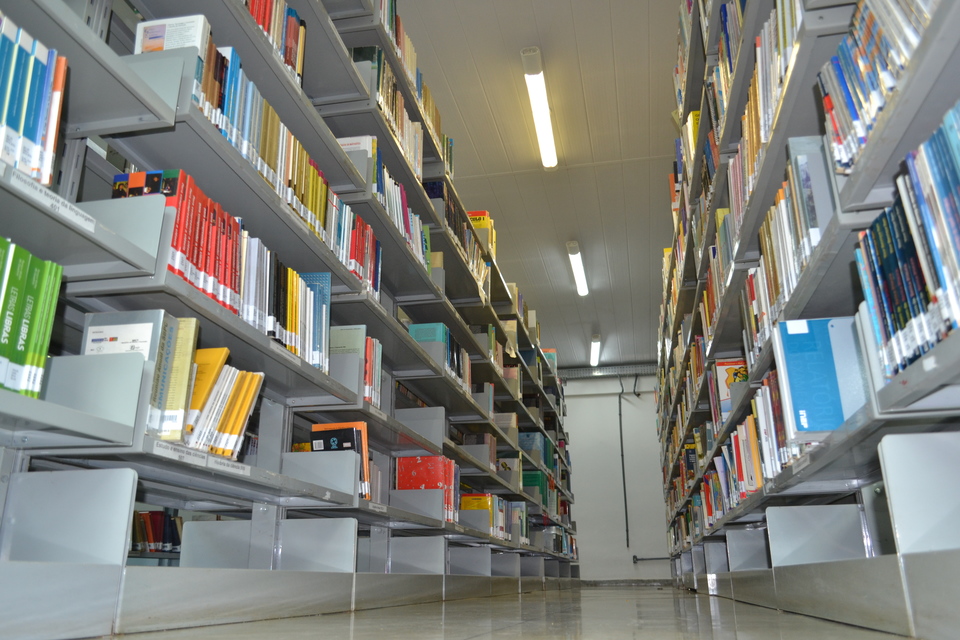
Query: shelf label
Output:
[[923, 356, 937, 372], [7, 167, 96, 233], [270, 339, 302, 365], [368, 502, 388, 513], [153, 440, 208, 466], [208, 456, 251, 476], [369, 407, 387, 422], [454, 524, 464, 533]]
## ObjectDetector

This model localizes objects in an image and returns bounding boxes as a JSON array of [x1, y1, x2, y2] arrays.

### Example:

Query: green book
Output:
[[8, 252, 44, 393], [0, 243, 31, 391], [23, 258, 61, 397]]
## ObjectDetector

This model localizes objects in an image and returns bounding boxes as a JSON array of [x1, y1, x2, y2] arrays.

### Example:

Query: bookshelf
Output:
[[0, 0, 576, 636], [660, 1, 960, 637]]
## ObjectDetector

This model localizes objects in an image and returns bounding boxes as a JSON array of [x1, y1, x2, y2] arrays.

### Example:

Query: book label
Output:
[[153, 440, 208, 466], [208, 456, 251, 476], [83, 322, 154, 356], [7, 166, 96, 233], [368, 502, 387, 513]]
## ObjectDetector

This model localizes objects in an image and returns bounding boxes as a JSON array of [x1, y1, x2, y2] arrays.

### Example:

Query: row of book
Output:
[[0, 12, 68, 186], [132, 510, 182, 554], [351, 47, 425, 180], [338, 134, 430, 271], [113, 171, 338, 369], [327, 325, 384, 409], [668, 316, 868, 532], [726, 0, 804, 239], [855, 97, 960, 379], [712, 0, 746, 137], [423, 180, 491, 289], [408, 322, 473, 390], [0, 239, 62, 397], [674, 0, 699, 115], [739, 136, 835, 366], [244, 0, 306, 86], [134, 16, 339, 242], [80, 309, 263, 457], [470, 323, 505, 377], [820, 0, 938, 172]]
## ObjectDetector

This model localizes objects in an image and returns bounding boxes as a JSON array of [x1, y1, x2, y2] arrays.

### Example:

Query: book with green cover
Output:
[[9, 252, 44, 394], [0, 243, 30, 391], [23, 257, 62, 397]]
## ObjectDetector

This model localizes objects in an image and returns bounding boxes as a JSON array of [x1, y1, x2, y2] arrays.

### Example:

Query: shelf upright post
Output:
[[0, 447, 27, 523], [367, 525, 390, 573], [249, 503, 283, 570]]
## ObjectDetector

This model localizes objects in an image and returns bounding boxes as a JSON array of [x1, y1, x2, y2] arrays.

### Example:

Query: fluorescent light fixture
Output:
[[590, 334, 601, 367], [566, 241, 588, 296], [521, 47, 558, 169]]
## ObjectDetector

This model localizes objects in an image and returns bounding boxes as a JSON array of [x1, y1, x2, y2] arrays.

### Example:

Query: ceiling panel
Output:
[[401, 0, 679, 367]]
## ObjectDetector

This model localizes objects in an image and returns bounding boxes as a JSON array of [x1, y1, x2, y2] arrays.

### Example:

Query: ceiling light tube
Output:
[[590, 334, 601, 367], [521, 47, 558, 169], [566, 241, 589, 296]]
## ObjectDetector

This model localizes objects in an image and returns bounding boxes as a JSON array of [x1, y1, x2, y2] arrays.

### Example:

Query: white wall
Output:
[[564, 376, 671, 581]]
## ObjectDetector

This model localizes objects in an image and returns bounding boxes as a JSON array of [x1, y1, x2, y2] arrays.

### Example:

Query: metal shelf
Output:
[[730, 5, 854, 264], [291, 400, 443, 457], [66, 263, 356, 404], [331, 13, 445, 163], [41, 436, 356, 509], [835, 1, 960, 211], [330, 292, 441, 377], [0, 165, 159, 281], [108, 94, 363, 292], [0, 391, 134, 450], [128, 0, 368, 192], [338, 193, 441, 302]]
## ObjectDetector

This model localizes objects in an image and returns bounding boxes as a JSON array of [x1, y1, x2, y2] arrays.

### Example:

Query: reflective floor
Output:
[[111, 586, 901, 639]]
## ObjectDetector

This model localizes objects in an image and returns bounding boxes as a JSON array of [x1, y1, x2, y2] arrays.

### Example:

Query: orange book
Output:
[[311, 421, 370, 500]]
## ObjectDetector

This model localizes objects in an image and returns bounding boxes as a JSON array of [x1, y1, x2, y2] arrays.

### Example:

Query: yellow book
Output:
[[210, 370, 255, 456], [745, 415, 764, 490], [208, 370, 248, 454], [218, 372, 263, 459], [286, 267, 296, 354], [185, 347, 230, 434], [161, 317, 199, 441]]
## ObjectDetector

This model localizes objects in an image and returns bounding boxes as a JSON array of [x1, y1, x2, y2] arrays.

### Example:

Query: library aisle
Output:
[[105, 587, 899, 639]]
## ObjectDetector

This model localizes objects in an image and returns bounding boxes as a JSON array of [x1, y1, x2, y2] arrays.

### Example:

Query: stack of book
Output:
[[113, 171, 334, 370], [855, 97, 960, 379], [0, 14, 68, 186], [244, 1, 306, 86], [134, 16, 340, 243], [820, 0, 937, 171], [0, 239, 62, 398], [350, 47, 424, 179], [408, 322, 472, 389], [423, 180, 489, 287]]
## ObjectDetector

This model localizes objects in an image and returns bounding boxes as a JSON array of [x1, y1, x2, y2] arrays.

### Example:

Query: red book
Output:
[[213, 203, 228, 307], [190, 189, 209, 293], [445, 457, 455, 523], [226, 215, 241, 314], [396, 456, 446, 491]]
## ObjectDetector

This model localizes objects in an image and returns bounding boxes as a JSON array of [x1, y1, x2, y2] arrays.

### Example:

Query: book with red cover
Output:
[[396, 455, 446, 491]]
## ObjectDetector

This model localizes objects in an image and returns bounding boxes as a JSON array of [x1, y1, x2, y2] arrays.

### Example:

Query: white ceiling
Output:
[[400, 0, 679, 368]]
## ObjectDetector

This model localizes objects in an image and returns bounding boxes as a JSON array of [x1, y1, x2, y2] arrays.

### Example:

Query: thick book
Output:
[[161, 317, 199, 441], [771, 317, 867, 456], [0, 243, 31, 392], [312, 421, 370, 499], [81, 310, 179, 434], [185, 347, 229, 434]]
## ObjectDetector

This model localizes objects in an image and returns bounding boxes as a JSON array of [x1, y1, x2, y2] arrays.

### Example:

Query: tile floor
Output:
[[108, 585, 903, 639]]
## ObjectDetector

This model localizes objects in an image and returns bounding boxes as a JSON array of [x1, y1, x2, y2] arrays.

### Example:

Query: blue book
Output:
[[408, 322, 448, 345], [772, 317, 867, 456], [1, 28, 34, 166], [301, 272, 331, 371], [17, 40, 51, 173]]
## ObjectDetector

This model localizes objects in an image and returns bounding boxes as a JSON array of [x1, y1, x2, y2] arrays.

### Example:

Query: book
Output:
[[81, 310, 179, 434], [0, 242, 30, 392], [312, 421, 370, 499], [160, 317, 199, 441], [772, 317, 868, 457], [185, 347, 230, 435], [135, 15, 211, 106]]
